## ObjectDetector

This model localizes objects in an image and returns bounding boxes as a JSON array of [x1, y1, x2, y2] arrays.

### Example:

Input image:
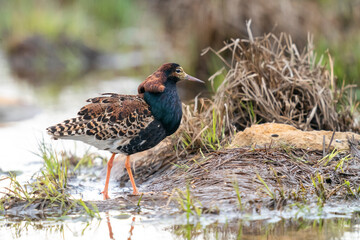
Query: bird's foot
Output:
[[130, 190, 141, 196], [101, 191, 110, 200]]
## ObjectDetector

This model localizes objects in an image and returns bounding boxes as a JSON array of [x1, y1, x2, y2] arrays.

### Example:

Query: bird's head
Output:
[[138, 63, 203, 94]]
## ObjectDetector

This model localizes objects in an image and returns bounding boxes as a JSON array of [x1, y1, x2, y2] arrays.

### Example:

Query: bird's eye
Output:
[[175, 69, 182, 74]]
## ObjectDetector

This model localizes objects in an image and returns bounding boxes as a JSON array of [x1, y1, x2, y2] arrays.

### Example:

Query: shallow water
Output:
[[1, 206, 360, 240]]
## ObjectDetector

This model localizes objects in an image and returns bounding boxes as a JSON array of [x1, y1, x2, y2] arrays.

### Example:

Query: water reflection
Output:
[[105, 212, 137, 240], [105, 212, 114, 240], [128, 217, 136, 240], [1, 211, 360, 239], [168, 216, 360, 240]]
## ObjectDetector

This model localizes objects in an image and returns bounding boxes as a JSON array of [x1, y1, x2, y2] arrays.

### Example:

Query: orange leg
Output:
[[101, 153, 116, 200], [125, 155, 139, 195]]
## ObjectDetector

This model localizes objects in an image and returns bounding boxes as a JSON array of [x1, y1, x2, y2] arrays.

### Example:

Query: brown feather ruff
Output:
[[47, 94, 154, 142], [138, 63, 176, 94]]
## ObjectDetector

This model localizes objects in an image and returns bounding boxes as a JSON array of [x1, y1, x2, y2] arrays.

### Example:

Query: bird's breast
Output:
[[144, 89, 182, 136]]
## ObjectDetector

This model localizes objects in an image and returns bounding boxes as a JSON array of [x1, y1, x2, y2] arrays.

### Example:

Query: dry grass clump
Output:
[[146, 142, 360, 209], [175, 26, 359, 152]]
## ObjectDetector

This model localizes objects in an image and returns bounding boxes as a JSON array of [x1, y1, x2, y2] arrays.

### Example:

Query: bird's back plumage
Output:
[[46, 93, 167, 154]]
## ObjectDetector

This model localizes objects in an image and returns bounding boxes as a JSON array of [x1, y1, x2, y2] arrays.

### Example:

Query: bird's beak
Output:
[[185, 74, 204, 83]]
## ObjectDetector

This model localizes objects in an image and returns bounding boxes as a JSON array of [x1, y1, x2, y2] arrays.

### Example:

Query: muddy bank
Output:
[[87, 125, 360, 213], [123, 149, 357, 210]]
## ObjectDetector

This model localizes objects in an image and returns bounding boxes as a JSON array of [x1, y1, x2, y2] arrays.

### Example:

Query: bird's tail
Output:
[[46, 117, 86, 139]]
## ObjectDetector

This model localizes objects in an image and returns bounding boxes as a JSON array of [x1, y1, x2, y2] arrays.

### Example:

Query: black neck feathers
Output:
[[143, 80, 182, 135]]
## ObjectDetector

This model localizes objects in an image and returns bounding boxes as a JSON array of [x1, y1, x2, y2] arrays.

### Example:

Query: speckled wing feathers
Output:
[[47, 94, 154, 152]]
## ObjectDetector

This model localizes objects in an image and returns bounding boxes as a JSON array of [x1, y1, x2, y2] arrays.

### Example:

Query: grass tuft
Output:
[[232, 180, 243, 211], [174, 185, 203, 221], [0, 141, 99, 218]]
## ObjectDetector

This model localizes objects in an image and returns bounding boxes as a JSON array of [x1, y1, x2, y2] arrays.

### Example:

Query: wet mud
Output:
[[86, 141, 360, 214]]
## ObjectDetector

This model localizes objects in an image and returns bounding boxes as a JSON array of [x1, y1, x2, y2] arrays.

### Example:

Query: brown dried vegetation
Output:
[[175, 27, 359, 152], [128, 138, 360, 210]]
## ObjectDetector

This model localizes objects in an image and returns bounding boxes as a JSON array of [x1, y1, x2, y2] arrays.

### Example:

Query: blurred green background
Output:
[[0, 0, 359, 91]]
